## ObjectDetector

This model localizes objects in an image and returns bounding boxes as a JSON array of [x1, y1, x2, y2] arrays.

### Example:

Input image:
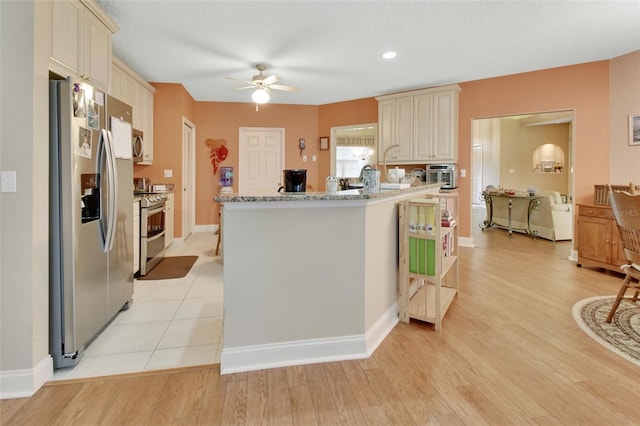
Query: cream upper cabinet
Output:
[[431, 89, 459, 161], [377, 84, 460, 164], [49, 0, 117, 91], [134, 81, 155, 164], [394, 96, 415, 162], [112, 56, 155, 164], [111, 62, 135, 107]]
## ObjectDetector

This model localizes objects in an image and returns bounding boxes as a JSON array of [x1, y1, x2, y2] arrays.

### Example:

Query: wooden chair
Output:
[[605, 185, 640, 323]]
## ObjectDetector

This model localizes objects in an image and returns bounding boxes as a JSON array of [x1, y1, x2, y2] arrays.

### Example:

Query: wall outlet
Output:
[[1, 171, 17, 192], [302, 155, 308, 162], [312, 155, 317, 162], [459, 169, 466, 178], [164, 169, 173, 178]]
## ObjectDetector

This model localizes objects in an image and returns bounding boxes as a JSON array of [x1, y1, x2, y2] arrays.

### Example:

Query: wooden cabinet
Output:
[[165, 193, 174, 249], [111, 56, 155, 164], [398, 194, 459, 331], [577, 204, 627, 272], [133, 200, 140, 274], [49, 0, 117, 91], [377, 84, 460, 165]]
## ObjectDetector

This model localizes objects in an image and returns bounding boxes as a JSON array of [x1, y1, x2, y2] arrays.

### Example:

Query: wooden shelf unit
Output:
[[398, 194, 459, 331]]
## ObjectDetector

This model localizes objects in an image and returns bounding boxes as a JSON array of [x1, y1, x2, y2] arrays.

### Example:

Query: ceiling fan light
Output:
[[252, 88, 270, 104]]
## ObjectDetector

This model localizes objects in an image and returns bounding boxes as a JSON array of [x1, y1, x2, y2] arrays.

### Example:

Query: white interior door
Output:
[[182, 118, 195, 240], [472, 144, 483, 205], [238, 127, 284, 194]]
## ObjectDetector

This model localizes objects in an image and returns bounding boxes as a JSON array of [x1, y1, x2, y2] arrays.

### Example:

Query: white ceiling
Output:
[[97, 0, 640, 106]]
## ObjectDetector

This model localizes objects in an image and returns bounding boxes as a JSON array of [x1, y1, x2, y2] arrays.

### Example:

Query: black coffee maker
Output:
[[279, 169, 307, 192]]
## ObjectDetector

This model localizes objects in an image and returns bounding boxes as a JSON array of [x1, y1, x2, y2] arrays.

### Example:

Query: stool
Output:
[[215, 210, 222, 255]]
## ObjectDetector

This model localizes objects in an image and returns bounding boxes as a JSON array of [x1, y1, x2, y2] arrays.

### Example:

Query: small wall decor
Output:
[[629, 114, 640, 146], [319, 136, 329, 150], [205, 138, 229, 175]]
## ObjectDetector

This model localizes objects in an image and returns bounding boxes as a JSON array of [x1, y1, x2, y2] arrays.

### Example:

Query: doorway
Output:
[[238, 127, 284, 194], [472, 144, 483, 205], [470, 110, 575, 241], [182, 118, 196, 240]]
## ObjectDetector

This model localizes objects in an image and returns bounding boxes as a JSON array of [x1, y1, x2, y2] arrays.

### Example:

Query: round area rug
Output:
[[572, 296, 640, 367]]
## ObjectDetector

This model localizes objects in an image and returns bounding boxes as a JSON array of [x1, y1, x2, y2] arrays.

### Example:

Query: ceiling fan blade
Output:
[[262, 75, 280, 86], [236, 86, 256, 90], [226, 76, 255, 85], [269, 84, 299, 92]]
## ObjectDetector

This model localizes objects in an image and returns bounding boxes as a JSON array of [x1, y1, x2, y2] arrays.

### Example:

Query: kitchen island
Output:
[[215, 184, 441, 374]]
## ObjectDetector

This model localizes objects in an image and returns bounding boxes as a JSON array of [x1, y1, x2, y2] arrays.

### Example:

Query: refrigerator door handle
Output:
[[103, 129, 118, 252], [97, 129, 108, 250]]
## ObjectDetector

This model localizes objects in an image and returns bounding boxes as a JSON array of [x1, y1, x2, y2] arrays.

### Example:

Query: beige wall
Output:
[[0, 0, 50, 385], [499, 119, 570, 194], [609, 50, 640, 184]]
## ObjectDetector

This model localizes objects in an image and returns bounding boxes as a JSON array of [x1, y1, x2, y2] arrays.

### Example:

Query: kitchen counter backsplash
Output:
[[215, 183, 441, 203]]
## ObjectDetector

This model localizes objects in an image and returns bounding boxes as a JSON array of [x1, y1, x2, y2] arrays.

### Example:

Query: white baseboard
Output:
[[569, 249, 578, 262], [220, 304, 399, 374], [365, 303, 399, 356], [220, 334, 367, 375], [193, 224, 218, 233], [0, 355, 53, 399], [459, 236, 475, 247]]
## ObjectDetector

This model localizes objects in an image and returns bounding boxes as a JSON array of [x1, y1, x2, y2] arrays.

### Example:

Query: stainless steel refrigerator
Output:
[[49, 78, 134, 368]]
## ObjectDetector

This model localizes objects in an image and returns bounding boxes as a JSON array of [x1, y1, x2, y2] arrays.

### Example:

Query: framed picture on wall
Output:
[[319, 136, 329, 150], [630, 114, 640, 146]]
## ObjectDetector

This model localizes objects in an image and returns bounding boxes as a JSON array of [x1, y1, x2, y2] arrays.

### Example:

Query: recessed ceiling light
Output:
[[382, 51, 397, 59]]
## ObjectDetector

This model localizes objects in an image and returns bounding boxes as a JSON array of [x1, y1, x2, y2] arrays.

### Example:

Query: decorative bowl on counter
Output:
[[387, 167, 405, 183]]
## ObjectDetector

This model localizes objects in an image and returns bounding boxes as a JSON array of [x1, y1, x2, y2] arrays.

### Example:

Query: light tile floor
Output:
[[50, 231, 223, 381]]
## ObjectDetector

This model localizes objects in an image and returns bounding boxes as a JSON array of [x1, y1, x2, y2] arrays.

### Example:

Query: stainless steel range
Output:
[[137, 192, 168, 276]]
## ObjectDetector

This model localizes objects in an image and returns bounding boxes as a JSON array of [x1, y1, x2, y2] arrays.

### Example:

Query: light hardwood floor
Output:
[[3, 227, 640, 425]]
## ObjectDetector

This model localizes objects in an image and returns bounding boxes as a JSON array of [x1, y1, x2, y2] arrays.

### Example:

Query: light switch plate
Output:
[[163, 169, 173, 178], [1, 171, 16, 192], [302, 155, 307, 162]]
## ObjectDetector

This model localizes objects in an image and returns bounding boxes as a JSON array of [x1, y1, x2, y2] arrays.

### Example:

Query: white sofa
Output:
[[487, 190, 573, 241], [530, 191, 573, 241]]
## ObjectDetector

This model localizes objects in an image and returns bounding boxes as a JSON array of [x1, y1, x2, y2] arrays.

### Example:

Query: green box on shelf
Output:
[[409, 237, 435, 276]]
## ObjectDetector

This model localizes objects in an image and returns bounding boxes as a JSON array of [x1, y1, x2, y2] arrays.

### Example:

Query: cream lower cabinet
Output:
[[133, 200, 140, 274], [49, 0, 117, 92], [165, 193, 174, 249], [377, 84, 460, 165]]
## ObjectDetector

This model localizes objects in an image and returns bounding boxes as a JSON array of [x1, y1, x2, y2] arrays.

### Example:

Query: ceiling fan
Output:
[[227, 64, 299, 104]]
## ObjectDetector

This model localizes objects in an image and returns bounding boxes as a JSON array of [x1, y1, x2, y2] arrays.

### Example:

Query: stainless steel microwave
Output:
[[427, 164, 458, 189], [132, 129, 144, 163]]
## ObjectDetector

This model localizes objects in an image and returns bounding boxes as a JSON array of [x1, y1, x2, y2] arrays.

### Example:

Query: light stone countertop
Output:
[[214, 183, 442, 203]]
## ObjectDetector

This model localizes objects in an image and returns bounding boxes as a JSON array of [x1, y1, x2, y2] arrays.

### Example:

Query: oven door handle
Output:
[[146, 205, 166, 216], [146, 230, 165, 243]]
